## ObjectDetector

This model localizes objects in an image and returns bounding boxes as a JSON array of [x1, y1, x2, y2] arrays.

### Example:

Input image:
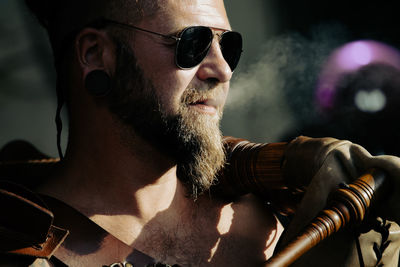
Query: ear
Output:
[[75, 28, 115, 78]]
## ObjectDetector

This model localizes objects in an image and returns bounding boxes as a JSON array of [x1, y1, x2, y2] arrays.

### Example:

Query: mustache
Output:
[[180, 85, 226, 107]]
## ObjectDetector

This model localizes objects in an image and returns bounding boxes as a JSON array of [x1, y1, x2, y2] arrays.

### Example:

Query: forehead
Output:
[[146, 0, 231, 31]]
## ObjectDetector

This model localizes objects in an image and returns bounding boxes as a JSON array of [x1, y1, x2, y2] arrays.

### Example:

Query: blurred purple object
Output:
[[316, 40, 400, 111]]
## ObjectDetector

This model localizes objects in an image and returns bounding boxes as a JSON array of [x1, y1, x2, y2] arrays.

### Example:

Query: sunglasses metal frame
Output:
[[100, 19, 242, 70]]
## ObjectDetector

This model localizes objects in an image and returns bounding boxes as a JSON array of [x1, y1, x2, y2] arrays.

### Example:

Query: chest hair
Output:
[[133, 202, 226, 266]]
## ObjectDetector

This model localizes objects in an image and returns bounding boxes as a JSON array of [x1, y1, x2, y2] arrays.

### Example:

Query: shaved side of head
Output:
[[24, 0, 162, 56], [24, 0, 163, 109]]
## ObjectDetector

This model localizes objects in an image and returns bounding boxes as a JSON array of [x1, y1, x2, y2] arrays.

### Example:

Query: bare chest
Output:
[[52, 195, 278, 266], [130, 208, 270, 266]]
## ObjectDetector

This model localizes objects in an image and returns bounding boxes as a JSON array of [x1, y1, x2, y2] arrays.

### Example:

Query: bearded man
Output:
[[0, 0, 284, 266], [3, 0, 400, 266]]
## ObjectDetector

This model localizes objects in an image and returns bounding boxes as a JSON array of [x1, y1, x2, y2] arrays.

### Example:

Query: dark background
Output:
[[1, 0, 400, 156]]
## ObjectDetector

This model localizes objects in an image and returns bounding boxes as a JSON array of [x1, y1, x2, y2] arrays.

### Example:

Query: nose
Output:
[[196, 40, 233, 83]]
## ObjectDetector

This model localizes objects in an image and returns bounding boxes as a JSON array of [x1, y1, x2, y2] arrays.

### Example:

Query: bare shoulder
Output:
[[199, 193, 284, 265], [229, 194, 283, 258]]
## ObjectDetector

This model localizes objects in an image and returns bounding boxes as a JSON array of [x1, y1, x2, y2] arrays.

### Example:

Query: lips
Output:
[[182, 86, 226, 116], [189, 98, 219, 114]]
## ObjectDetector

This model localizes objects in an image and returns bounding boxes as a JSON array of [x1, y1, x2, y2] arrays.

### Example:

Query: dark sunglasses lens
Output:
[[220, 31, 243, 71], [176, 26, 213, 69]]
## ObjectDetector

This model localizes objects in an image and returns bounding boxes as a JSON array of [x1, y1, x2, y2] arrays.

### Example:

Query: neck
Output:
[[38, 116, 192, 245]]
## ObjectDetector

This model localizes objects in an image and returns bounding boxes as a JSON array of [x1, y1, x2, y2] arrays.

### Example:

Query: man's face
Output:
[[108, 0, 233, 197], [132, 0, 232, 117]]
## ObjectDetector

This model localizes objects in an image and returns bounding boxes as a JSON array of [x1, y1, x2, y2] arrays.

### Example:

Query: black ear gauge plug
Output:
[[85, 70, 112, 97]]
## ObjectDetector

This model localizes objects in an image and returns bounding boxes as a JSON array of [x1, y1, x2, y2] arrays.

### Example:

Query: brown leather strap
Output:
[[41, 195, 158, 266], [0, 180, 157, 266], [8, 225, 68, 259], [0, 141, 166, 266], [0, 181, 69, 260]]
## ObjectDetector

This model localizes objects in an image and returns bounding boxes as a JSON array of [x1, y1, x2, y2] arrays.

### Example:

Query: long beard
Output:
[[107, 40, 225, 198], [175, 88, 226, 198]]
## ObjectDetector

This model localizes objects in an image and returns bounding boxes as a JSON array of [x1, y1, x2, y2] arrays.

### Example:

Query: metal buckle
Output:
[[107, 261, 134, 267]]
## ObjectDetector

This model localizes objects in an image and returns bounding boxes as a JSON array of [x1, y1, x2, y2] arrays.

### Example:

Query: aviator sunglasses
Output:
[[101, 19, 243, 71]]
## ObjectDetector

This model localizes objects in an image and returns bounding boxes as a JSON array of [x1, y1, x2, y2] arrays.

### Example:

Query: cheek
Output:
[[151, 71, 197, 114], [133, 38, 175, 81]]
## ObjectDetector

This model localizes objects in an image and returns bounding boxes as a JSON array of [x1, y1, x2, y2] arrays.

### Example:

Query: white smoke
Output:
[[222, 23, 350, 142]]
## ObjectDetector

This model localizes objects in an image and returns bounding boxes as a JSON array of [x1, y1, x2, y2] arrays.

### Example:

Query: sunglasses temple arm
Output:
[[103, 19, 180, 42]]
